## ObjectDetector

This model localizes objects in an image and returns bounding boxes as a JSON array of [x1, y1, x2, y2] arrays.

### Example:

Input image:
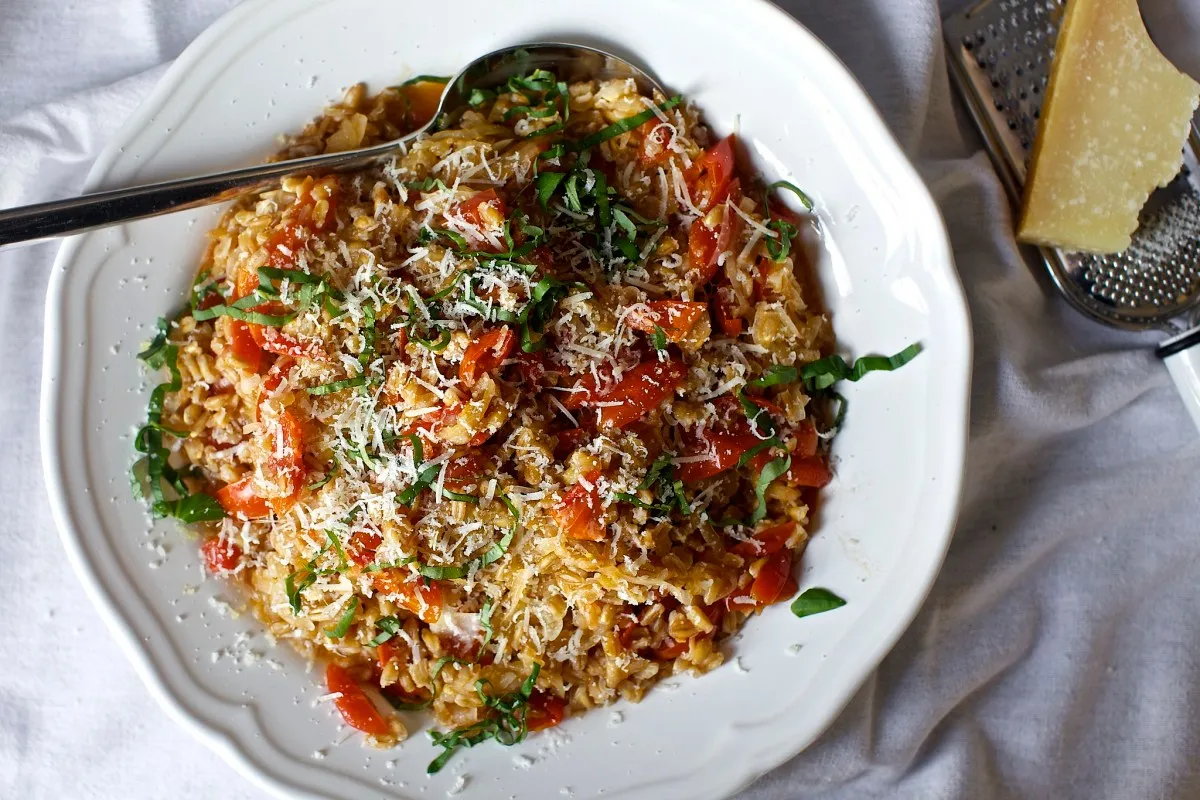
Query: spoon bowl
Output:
[[0, 42, 663, 248]]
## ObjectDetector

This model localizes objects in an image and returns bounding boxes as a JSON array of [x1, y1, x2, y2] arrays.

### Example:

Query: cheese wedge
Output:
[[1018, 0, 1200, 253]]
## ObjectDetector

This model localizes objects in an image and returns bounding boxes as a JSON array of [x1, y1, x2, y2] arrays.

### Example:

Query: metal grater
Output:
[[943, 0, 1200, 335]]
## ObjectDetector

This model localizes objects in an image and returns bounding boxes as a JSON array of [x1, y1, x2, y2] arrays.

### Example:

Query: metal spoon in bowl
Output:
[[0, 42, 663, 248]]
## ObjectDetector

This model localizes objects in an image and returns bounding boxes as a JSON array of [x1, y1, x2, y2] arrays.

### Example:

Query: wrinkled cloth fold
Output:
[[1, 1, 1198, 798]]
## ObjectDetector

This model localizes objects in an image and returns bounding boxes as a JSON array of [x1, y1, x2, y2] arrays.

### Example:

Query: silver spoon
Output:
[[0, 42, 663, 248]]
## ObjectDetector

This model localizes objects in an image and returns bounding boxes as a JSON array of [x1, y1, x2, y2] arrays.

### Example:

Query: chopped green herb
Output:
[[427, 663, 541, 774], [467, 88, 496, 107], [416, 496, 519, 580], [324, 596, 360, 638], [768, 180, 815, 211], [650, 325, 668, 352], [575, 95, 683, 150], [397, 435, 442, 506], [307, 375, 368, 395], [477, 597, 496, 660], [800, 343, 923, 391], [368, 615, 403, 647], [131, 317, 226, 523], [306, 468, 337, 492], [613, 453, 691, 520], [397, 74, 449, 87], [747, 365, 799, 391], [749, 454, 791, 524], [790, 587, 846, 618]]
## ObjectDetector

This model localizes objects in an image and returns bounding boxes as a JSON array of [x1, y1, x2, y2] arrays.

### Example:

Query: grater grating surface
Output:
[[943, 0, 1200, 333]]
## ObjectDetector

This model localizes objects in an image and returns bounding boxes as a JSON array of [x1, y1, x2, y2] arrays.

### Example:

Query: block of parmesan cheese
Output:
[[1018, 0, 1200, 253]]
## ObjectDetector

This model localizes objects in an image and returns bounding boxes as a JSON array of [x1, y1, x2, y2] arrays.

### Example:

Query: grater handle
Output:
[[1158, 328, 1200, 433]]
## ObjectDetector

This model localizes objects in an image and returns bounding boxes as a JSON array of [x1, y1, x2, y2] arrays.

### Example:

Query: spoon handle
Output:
[[0, 138, 405, 248]]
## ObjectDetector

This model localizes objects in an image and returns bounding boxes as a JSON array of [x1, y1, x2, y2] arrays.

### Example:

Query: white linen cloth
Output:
[[2, 1, 1199, 797]]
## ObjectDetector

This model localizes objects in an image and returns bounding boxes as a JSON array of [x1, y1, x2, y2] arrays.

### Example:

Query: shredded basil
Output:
[[396, 435, 442, 507], [613, 453, 690, 520], [747, 365, 799, 391], [306, 469, 337, 492], [417, 496, 519, 580], [536, 171, 566, 211], [131, 317, 225, 523], [421, 227, 470, 250], [800, 343, 923, 391], [477, 597, 496, 660], [575, 95, 683, 150], [790, 587, 846, 618], [307, 375, 368, 396], [467, 88, 496, 107], [650, 325, 668, 352], [427, 663, 540, 774], [749, 454, 791, 524], [368, 615, 403, 647], [283, 530, 348, 615], [386, 655, 455, 712], [768, 180, 815, 211], [324, 596, 359, 638], [285, 567, 320, 616]]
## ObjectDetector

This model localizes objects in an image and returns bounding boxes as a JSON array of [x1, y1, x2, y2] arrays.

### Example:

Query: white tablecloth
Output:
[[3, 1, 1200, 797]]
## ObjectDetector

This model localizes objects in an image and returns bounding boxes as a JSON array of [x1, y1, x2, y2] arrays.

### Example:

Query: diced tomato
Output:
[[459, 326, 516, 388], [263, 223, 308, 268], [263, 410, 307, 514], [552, 427, 590, 461], [370, 570, 443, 623], [347, 531, 383, 567], [259, 325, 327, 361], [677, 394, 779, 484], [752, 253, 783, 302], [553, 470, 606, 541], [626, 301, 708, 343], [703, 601, 727, 631], [261, 180, 339, 268], [652, 638, 689, 661], [270, 411, 306, 481], [677, 429, 762, 484], [325, 663, 391, 737], [398, 403, 462, 443], [593, 360, 688, 429], [439, 629, 486, 663], [794, 420, 819, 459], [443, 450, 488, 492], [525, 245, 555, 273], [686, 135, 736, 212], [257, 356, 294, 419], [731, 522, 796, 559], [786, 456, 833, 488], [228, 320, 262, 372], [258, 357, 292, 400], [200, 537, 243, 573], [215, 475, 272, 519], [616, 614, 641, 650], [638, 119, 673, 166], [449, 188, 508, 252], [688, 179, 743, 285], [376, 639, 401, 671], [234, 264, 260, 301], [712, 284, 745, 336], [514, 351, 546, 385], [526, 691, 568, 732], [399, 79, 447, 130], [750, 550, 796, 606]]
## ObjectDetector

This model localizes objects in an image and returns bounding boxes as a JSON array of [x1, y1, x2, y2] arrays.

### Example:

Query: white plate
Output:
[[40, 0, 971, 797]]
